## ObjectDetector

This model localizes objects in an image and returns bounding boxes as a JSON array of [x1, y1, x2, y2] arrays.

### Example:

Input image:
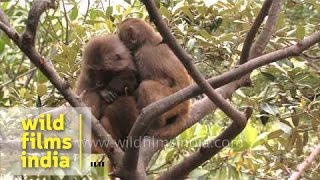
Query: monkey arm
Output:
[[99, 89, 118, 104], [79, 90, 104, 119], [106, 70, 138, 96]]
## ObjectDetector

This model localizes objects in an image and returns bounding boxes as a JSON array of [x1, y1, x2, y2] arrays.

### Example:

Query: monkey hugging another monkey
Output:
[[75, 34, 138, 152], [75, 18, 192, 153]]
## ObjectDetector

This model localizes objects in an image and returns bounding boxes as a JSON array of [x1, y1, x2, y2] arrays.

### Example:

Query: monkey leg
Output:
[[103, 96, 138, 148], [137, 80, 183, 129], [148, 101, 191, 139]]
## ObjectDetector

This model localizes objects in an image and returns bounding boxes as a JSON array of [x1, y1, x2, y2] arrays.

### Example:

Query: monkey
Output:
[[118, 18, 192, 139], [75, 34, 139, 152]]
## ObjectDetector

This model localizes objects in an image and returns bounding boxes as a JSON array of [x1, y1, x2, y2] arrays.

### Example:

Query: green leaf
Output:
[[160, 6, 172, 20], [296, 25, 305, 40], [37, 71, 48, 83], [0, 40, 5, 53], [37, 84, 47, 96], [70, 6, 78, 20], [165, 149, 175, 162], [198, 29, 212, 39], [106, 19, 114, 32], [296, 134, 303, 155], [286, 130, 298, 150], [105, 6, 113, 18], [243, 124, 258, 147], [89, 9, 105, 19], [261, 71, 276, 81], [268, 130, 284, 139], [19, 88, 27, 97], [179, 7, 194, 19]]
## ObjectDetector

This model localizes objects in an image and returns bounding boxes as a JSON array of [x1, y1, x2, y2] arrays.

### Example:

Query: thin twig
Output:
[[61, 0, 69, 44], [289, 144, 320, 180]]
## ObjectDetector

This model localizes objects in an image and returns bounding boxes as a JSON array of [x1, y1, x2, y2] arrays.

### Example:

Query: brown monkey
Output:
[[118, 18, 192, 139], [75, 34, 138, 152]]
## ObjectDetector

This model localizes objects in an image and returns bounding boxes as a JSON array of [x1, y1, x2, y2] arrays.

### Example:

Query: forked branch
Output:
[[0, 0, 124, 166]]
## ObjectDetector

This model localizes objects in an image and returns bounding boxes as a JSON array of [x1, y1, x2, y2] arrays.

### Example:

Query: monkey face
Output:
[[118, 18, 148, 50], [83, 35, 136, 72], [99, 47, 135, 72], [118, 18, 163, 51]]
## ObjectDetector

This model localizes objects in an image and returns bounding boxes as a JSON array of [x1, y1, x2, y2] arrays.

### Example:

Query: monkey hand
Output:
[[99, 89, 118, 103]]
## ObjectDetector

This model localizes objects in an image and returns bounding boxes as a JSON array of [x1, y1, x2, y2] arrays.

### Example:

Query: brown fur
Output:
[[119, 18, 192, 138], [75, 34, 138, 152]]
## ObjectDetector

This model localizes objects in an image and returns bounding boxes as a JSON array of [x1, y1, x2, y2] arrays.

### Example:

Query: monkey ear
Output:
[[128, 26, 136, 42]]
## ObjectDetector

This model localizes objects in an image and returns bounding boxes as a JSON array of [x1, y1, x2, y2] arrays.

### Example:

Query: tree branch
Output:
[[289, 144, 320, 180], [0, 0, 124, 167], [239, 0, 274, 64], [187, 0, 281, 132], [123, 0, 250, 173], [159, 109, 252, 180], [158, 1, 283, 178], [0, 67, 37, 90], [142, 0, 247, 124], [134, 30, 320, 140], [250, 0, 281, 59]]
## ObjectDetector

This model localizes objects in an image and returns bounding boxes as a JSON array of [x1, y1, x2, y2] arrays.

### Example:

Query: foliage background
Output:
[[0, 0, 319, 179]]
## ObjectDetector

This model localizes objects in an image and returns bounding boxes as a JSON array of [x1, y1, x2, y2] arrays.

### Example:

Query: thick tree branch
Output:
[[289, 144, 320, 180], [0, 20, 20, 44], [187, 0, 281, 132], [133, 27, 319, 176], [142, 0, 247, 124], [0, 0, 124, 167], [133, 30, 320, 141], [239, 0, 274, 64], [22, 0, 55, 47], [120, 29, 320, 178], [250, 0, 281, 59], [158, 2, 282, 177], [159, 109, 253, 180], [123, 0, 250, 173], [0, 10, 10, 26]]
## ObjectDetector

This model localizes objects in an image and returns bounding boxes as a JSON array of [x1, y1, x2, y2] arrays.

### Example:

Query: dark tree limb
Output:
[[122, 0, 320, 174], [0, 0, 124, 167], [186, 0, 281, 132], [239, 0, 274, 64], [142, 0, 247, 123], [124, 28, 320, 178], [131, 30, 320, 142], [187, 0, 281, 131], [158, 1, 281, 178], [250, 0, 281, 59], [22, 0, 56, 47], [159, 109, 253, 180], [123, 0, 250, 173]]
